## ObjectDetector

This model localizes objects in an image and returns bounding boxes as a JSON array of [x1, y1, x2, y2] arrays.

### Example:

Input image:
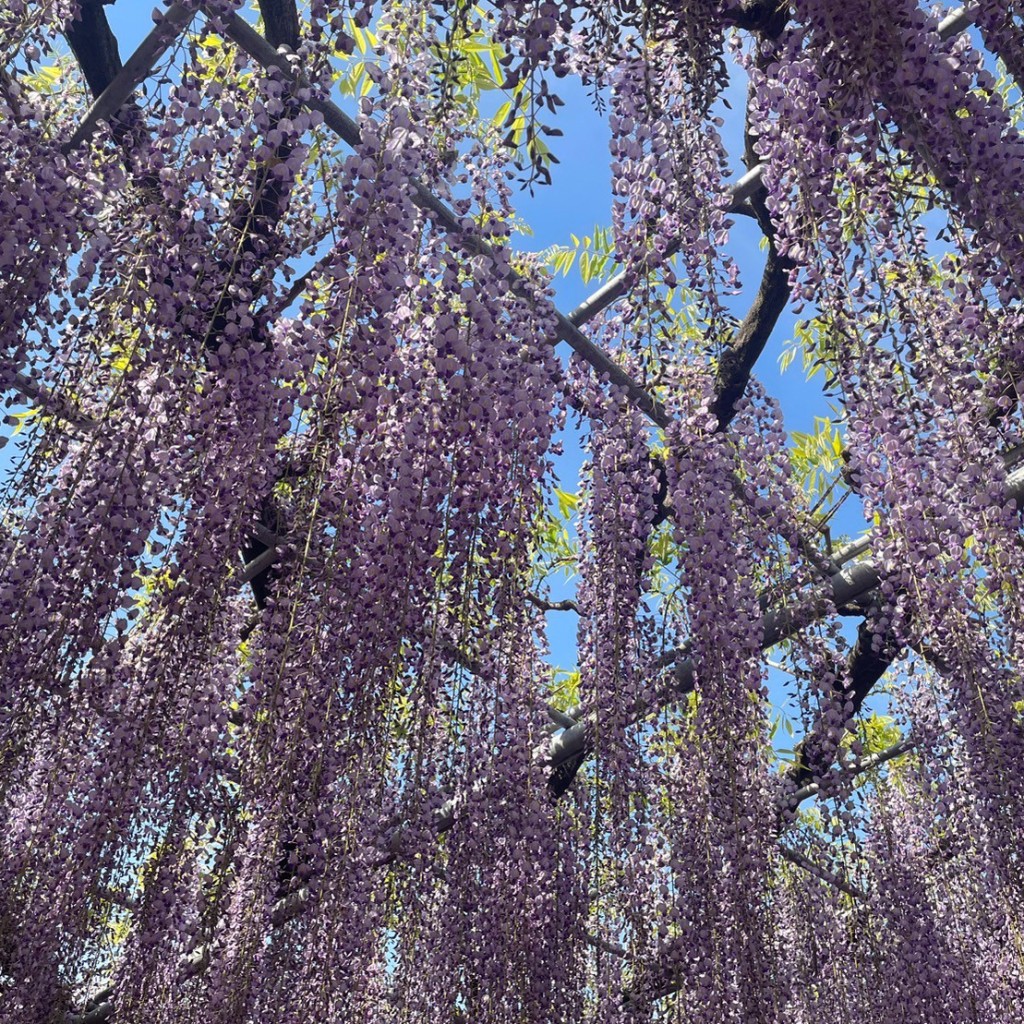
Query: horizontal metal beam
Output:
[[938, 5, 975, 39]]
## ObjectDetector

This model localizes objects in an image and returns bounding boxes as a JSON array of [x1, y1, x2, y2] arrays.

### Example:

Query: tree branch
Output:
[[524, 593, 580, 613], [62, 2, 195, 153], [64, 0, 122, 99], [777, 844, 866, 899], [709, 241, 791, 428], [781, 617, 900, 804], [258, 0, 301, 50], [786, 735, 916, 806]]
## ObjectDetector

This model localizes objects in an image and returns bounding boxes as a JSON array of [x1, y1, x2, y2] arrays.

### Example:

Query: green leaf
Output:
[[9, 407, 41, 437], [550, 669, 581, 712], [24, 64, 61, 95], [555, 488, 578, 518], [493, 100, 513, 128]]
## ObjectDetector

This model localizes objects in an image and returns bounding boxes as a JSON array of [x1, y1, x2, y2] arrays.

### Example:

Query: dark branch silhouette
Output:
[[64, 1, 122, 100], [781, 617, 900, 812]]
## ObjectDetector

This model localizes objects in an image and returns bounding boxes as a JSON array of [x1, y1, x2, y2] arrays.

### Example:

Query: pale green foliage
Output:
[[768, 706, 799, 767], [22, 62, 61, 95], [549, 668, 581, 713], [778, 316, 840, 382], [989, 57, 1023, 127], [849, 710, 903, 758], [554, 486, 579, 521], [540, 224, 620, 285], [789, 416, 845, 500], [532, 488, 579, 582], [332, 21, 383, 98]]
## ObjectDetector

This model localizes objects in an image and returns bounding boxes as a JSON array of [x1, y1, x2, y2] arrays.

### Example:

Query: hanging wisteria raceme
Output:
[[492, 0, 728, 107], [860, 771, 1007, 1022], [0, 50, 97, 404], [398, 605, 586, 1024], [794, 0, 1024, 294], [608, 35, 736, 318], [0, 41, 312, 714], [0, 22, 330, 1017], [571, 356, 656, 764], [5, 1, 1024, 1022], [646, 368, 781, 1023], [974, 0, 1024, 84], [565, 355, 663, 1023], [746, 0, 1024, 907], [885, 665, 1024, 1020]]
